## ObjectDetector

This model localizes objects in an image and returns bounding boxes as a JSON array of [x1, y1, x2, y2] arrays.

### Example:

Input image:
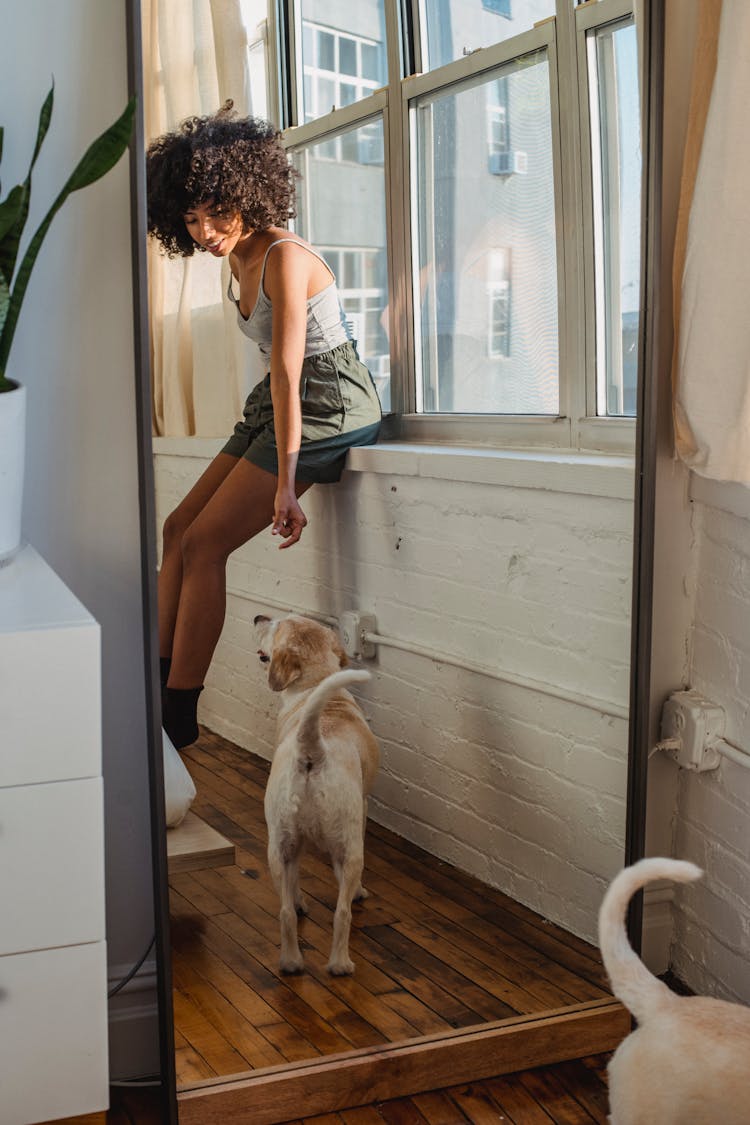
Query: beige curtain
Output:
[[143, 0, 265, 436], [672, 0, 750, 484]]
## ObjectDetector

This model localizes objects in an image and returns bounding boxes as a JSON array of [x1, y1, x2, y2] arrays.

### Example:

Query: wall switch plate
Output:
[[339, 612, 377, 659], [660, 689, 725, 771]]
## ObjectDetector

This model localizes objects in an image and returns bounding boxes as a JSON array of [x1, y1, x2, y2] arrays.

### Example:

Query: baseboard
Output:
[[107, 958, 161, 1081], [38, 1114, 107, 1125]]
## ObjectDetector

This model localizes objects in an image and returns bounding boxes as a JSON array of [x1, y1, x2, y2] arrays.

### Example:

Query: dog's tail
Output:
[[296, 669, 371, 769], [598, 857, 702, 1024]]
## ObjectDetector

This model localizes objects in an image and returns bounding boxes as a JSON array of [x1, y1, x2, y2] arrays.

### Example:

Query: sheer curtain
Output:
[[143, 0, 265, 436], [672, 0, 750, 484]]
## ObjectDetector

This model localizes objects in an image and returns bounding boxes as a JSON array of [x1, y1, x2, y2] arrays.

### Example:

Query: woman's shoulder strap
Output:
[[261, 237, 334, 281]]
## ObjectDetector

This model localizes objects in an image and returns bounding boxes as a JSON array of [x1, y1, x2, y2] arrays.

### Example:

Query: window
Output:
[[280, 0, 641, 449], [299, 13, 386, 121], [413, 52, 557, 414], [488, 250, 511, 359], [487, 76, 509, 164], [420, 0, 555, 71], [586, 17, 641, 417], [320, 246, 390, 402], [290, 119, 391, 409]]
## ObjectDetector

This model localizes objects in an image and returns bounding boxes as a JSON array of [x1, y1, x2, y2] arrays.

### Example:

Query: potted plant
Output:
[[0, 86, 135, 561]]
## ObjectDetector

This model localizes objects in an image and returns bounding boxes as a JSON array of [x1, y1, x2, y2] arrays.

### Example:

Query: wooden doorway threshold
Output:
[[177, 997, 628, 1124]]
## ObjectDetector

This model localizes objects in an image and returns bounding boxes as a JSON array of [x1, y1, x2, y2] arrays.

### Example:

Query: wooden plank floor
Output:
[[170, 727, 611, 1089], [104, 1055, 612, 1123]]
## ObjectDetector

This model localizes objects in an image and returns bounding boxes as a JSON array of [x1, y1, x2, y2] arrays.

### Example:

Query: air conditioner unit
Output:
[[488, 150, 528, 177]]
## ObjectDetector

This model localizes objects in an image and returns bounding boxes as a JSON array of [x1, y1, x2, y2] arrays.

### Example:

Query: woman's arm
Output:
[[265, 241, 312, 548]]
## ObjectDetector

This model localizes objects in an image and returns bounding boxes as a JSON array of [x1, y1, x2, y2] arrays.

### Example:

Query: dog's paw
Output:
[[279, 956, 305, 974], [295, 895, 309, 916], [327, 957, 355, 976], [353, 886, 369, 902]]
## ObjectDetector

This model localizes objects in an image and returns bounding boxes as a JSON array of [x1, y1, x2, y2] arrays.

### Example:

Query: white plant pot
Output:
[[0, 381, 26, 563]]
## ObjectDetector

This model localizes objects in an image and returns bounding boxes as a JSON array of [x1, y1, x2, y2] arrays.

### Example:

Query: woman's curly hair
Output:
[[147, 102, 299, 256]]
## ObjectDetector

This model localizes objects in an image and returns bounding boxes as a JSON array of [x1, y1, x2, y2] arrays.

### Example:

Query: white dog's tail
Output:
[[296, 669, 371, 768], [598, 857, 702, 1024]]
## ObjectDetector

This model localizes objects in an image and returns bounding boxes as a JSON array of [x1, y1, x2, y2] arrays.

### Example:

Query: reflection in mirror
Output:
[[142, 0, 645, 1107]]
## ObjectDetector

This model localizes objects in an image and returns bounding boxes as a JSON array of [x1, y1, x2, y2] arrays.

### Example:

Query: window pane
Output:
[[339, 36, 358, 76], [413, 52, 558, 414], [588, 20, 641, 417], [340, 82, 358, 107], [421, 0, 555, 71], [299, 5, 386, 121], [292, 119, 391, 410], [361, 41, 382, 82], [318, 29, 335, 71]]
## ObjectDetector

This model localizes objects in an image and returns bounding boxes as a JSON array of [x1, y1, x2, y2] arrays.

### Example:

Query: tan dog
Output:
[[599, 857, 750, 1124], [254, 613, 380, 976]]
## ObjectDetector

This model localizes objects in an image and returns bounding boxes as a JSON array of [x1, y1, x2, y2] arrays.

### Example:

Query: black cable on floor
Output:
[[108, 934, 156, 998]]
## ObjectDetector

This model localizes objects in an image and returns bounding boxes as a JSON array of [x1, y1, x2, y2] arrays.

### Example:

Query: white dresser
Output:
[[0, 545, 108, 1125]]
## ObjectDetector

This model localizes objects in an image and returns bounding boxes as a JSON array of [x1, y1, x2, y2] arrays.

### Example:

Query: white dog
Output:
[[254, 613, 380, 976], [599, 857, 750, 1124]]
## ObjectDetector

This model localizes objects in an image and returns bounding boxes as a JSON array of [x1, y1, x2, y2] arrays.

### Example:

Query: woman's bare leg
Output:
[[167, 457, 311, 689], [158, 453, 238, 659]]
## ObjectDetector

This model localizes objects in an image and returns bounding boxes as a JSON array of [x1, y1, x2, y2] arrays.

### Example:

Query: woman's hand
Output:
[[272, 486, 308, 548]]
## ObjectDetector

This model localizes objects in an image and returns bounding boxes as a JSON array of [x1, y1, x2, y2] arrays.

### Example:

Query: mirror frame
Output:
[[126, 0, 664, 1119], [126, 2, 178, 1121]]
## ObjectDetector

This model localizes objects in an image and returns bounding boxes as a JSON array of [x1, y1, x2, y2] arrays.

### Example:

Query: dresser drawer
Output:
[[0, 545, 100, 788], [0, 622, 101, 788], [0, 941, 108, 1125], [0, 778, 105, 956]]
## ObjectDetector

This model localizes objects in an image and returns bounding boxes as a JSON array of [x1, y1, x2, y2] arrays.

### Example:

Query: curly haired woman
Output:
[[147, 104, 382, 749]]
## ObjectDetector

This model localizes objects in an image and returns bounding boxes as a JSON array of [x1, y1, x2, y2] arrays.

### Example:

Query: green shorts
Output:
[[222, 340, 382, 483]]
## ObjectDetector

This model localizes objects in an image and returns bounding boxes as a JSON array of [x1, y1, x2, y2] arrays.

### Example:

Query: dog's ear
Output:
[[268, 648, 302, 692], [333, 635, 348, 668]]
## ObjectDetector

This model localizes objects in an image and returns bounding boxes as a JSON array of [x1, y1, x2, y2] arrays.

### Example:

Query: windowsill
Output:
[[152, 436, 634, 500], [690, 473, 750, 521]]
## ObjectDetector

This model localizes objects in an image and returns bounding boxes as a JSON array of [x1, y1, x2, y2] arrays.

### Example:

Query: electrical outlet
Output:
[[660, 689, 725, 771], [339, 612, 377, 659]]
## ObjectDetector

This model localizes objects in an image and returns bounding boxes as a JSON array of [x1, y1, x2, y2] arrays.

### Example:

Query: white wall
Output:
[[155, 439, 634, 944], [0, 1, 158, 1077], [669, 478, 750, 1004], [646, 0, 750, 1005]]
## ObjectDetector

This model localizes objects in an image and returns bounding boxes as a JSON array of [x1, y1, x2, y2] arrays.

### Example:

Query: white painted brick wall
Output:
[[154, 444, 633, 943], [671, 487, 750, 1004]]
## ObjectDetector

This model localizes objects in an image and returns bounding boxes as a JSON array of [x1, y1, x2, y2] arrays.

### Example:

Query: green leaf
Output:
[[31, 86, 54, 168], [61, 96, 135, 194], [0, 96, 135, 376], [0, 264, 8, 338], [0, 185, 24, 245], [0, 265, 11, 389], [0, 86, 54, 287]]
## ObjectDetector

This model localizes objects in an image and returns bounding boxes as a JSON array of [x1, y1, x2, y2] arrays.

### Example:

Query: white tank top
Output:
[[226, 238, 353, 361]]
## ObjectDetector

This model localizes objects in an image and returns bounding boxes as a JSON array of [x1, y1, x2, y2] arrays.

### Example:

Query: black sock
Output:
[[162, 686, 203, 750], [159, 656, 172, 689]]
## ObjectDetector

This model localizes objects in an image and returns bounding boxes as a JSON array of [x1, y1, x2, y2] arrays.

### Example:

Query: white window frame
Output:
[[576, 0, 639, 425], [279, 0, 638, 454]]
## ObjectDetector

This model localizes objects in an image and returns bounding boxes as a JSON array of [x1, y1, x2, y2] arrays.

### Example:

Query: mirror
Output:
[[130, 0, 661, 1119]]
